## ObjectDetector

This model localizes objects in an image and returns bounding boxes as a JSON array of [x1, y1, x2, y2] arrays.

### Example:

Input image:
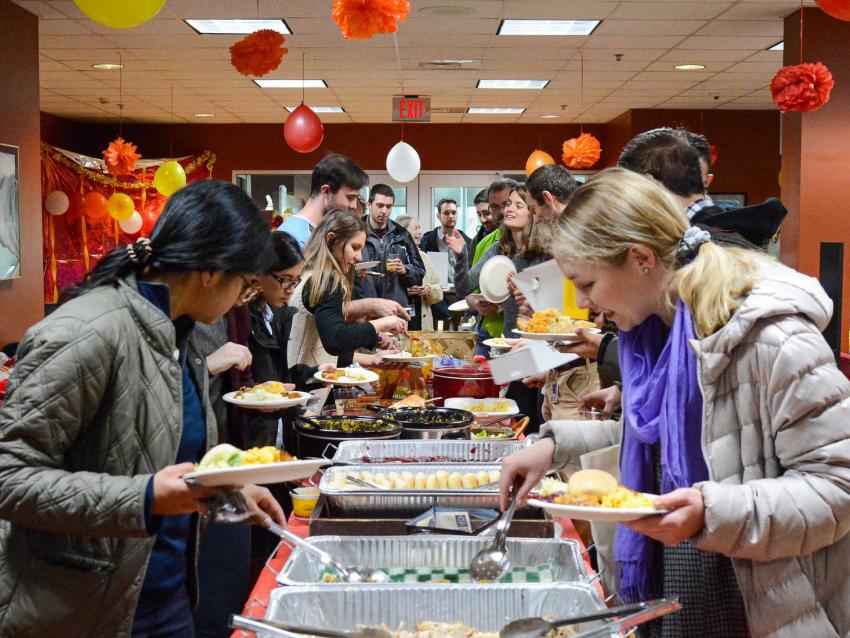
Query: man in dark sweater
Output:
[[419, 197, 471, 284]]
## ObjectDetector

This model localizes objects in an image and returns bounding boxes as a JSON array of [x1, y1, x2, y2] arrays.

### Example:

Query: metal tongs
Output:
[[231, 615, 391, 638]]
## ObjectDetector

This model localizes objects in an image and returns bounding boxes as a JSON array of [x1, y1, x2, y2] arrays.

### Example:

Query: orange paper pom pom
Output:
[[770, 62, 834, 113], [332, 0, 410, 41], [562, 133, 602, 169], [709, 144, 718, 167], [102, 137, 141, 177], [230, 29, 288, 77]]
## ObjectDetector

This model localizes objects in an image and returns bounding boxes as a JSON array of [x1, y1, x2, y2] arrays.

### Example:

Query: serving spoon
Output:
[[469, 484, 518, 582]]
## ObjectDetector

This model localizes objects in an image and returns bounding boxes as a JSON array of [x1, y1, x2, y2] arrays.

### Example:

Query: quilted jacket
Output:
[[0, 276, 217, 637], [542, 261, 850, 637]]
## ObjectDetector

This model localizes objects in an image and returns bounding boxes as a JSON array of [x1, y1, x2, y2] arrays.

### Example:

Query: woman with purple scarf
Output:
[[500, 168, 850, 638]]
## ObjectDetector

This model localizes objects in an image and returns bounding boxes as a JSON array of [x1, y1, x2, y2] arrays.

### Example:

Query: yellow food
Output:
[[196, 444, 295, 470], [388, 622, 575, 638], [233, 381, 301, 402], [330, 470, 500, 491], [538, 471, 654, 510], [516, 308, 597, 334], [240, 446, 294, 466]]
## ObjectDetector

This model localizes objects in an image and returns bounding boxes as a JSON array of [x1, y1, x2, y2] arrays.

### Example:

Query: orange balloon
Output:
[[83, 191, 110, 224], [525, 150, 556, 176]]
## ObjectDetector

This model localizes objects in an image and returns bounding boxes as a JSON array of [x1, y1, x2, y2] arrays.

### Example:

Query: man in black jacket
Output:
[[355, 184, 425, 314]]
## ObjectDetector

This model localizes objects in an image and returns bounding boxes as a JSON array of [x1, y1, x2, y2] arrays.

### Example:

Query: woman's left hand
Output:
[[240, 484, 286, 527], [623, 487, 706, 546]]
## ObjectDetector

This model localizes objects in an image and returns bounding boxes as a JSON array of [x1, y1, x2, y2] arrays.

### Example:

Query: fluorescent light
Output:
[[540, 114, 560, 119], [286, 106, 344, 113], [477, 79, 549, 90], [194, 113, 216, 118], [498, 19, 600, 36], [185, 19, 292, 35], [769, 41, 784, 51], [467, 107, 525, 114], [91, 63, 123, 70], [674, 64, 706, 70], [254, 79, 328, 89]]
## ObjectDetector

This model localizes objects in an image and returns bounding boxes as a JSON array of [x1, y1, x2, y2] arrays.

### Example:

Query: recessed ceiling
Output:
[[18, 0, 809, 125]]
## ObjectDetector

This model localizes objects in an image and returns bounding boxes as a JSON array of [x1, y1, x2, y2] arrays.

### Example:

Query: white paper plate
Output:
[[447, 299, 469, 312], [513, 328, 601, 342], [185, 459, 330, 487], [382, 353, 434, 364], [482, 338, 517, 350], [355, 261, 379, 271], [313, 368, 380, 386], [479, 256, 516, 304], [222, 390, 313, 410], [444, 397, 519, 417], [527, 496, 669, 522]]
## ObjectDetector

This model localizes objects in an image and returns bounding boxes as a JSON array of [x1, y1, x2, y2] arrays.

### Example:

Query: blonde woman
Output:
[[501, 168, 850, 638], [295, 210, 406, 369], [394, 214, 444, 330]]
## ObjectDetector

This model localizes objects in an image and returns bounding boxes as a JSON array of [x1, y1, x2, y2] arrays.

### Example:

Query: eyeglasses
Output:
[[488, 201, 510, 212], [237, 274, 262, 305], [270, 273, 302, 291]]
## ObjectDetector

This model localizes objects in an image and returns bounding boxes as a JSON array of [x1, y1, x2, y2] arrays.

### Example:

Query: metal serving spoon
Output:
[[469, 485, 517, 582]]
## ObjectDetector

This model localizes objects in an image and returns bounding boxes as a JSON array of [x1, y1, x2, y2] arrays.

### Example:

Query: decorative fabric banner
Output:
[[40, 143, 216, 303]]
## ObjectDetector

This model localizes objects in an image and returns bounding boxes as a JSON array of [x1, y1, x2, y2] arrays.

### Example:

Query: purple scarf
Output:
[[614, 299, 708, 603]]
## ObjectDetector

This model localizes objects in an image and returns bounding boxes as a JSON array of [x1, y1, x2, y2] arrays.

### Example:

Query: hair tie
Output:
[[126, 237, 153, 266], [676, 226, 711, 266]]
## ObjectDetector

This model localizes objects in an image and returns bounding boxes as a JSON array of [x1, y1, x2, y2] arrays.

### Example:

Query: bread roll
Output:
[[462, 473, 479, 489], [449, 472, 464, 489], [415, 472, 427, 490], [489, 470, 501, 484], [568, 469, 619, 498], [477, 470, 491, 486], [436, 470, 449, 490], [401, 471, 415, 489], [425, 474, 439, 490]]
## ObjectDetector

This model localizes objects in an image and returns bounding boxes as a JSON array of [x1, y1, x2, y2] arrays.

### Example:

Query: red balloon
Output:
[[284, 104, 324, 153], [140, 208, 160, 236], [83, 191, 109, 224], [66, 192, 85, 222], [816, 0, 850, 20]]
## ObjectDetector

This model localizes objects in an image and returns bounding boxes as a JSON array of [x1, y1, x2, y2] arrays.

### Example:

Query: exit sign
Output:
[[392, 95, 431, 122]]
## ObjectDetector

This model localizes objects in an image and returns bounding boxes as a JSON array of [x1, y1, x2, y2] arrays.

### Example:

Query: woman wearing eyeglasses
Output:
[[0, 180, 285, 638]]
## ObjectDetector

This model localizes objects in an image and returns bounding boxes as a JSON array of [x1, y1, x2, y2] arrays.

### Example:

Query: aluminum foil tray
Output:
[[319, 463, 527, 515], [276, 535, 591, 586], [265, 582, 607, 633], [331, 439, 527, 465]]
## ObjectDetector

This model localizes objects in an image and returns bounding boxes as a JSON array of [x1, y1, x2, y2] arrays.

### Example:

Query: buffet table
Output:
[[230, 513, 598, 638]]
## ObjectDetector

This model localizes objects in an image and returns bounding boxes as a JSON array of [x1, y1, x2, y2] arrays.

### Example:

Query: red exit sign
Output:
[[392, 95, 431, 122]]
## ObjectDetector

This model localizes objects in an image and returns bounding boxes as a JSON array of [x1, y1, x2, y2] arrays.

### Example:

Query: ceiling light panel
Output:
[[285, 106, 344, 113], [477, 79, 549, 89], [498, 19, 600, 36], [185, 19, 292, 35], [254, 79, 328, 89], [467, 107, 525, 114]]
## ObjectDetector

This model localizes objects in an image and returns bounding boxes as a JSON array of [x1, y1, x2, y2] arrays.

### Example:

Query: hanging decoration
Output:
[[230, 29, 289, 77], [332, 0, 410, 40], [770, 62, 834, 112], [709, 144, 718, 167], [815, 0, 850, 21], [83, 192, 110, 224], [73, 0, 166, 29], [41, 143, 215, 303], [153, 160, 187, 196], [562, 133, 602, 169], [386, 141, 420, 182], [525, 150, 555, 176], [284, 104, 324, 153], [44, 191, 70, 216], [102, 137, 141, 177]]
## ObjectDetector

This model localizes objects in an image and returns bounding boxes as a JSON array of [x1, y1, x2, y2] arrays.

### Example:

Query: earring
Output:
[[642, 267, 651, 276]]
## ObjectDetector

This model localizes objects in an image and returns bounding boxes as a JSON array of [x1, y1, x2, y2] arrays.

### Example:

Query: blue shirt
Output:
[[137, 282, 207, 594], [278, 215, 313, 249]]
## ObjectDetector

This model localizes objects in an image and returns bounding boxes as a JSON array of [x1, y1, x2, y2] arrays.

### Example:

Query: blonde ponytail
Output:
[[553, 168, 770, 338]]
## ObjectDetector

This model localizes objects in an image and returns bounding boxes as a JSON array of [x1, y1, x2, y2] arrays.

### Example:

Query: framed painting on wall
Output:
[[710, 192, 747, 210], [0, 144, 20, 279]]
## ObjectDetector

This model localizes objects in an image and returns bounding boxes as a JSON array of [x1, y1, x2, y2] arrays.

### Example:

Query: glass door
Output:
[[417, 173, 499, 235], [360, 172, 418, 220]]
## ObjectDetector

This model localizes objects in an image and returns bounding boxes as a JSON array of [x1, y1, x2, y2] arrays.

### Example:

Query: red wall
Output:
[[0, 0, 42, 345]]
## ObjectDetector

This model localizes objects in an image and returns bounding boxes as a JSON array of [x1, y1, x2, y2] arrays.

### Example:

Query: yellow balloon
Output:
[[108, 192, 135, 221], [154, 161, 187, 197], [73, 0, 166, 29]]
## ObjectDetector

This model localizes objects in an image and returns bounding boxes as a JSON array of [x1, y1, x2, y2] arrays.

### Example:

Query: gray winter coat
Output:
[[541, 262, 850, 638], [0, 276, 217, 637]]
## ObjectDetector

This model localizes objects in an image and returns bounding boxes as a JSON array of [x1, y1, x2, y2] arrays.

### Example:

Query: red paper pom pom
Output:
[[102, 137, 141, 177], [230, 29, 288, 77], [332, 0, 410, 41], [770, 62, 834, 113], [562, 133, 602, 169]]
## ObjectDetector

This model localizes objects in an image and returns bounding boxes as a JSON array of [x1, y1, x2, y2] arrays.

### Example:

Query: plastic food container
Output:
[[431, 366, 501, 403], [291, 486, 320, 518]]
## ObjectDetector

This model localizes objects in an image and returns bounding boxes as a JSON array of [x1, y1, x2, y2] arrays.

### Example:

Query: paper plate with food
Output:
[[527, 470, 669, 522], [444, 397, 519, 417], [223, 381, 313, 410], [184, 444, 330, 487], [514, 308, 600, 342], [382, 351, 434, 364], [314, 366, 380, 386], [482, 336, 519, 350], [355, 260, 379, 271]]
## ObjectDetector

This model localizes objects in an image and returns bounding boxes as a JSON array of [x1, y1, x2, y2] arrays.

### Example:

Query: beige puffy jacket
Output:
[[542, 262, 850, 637], [0, 277, 217, 637]]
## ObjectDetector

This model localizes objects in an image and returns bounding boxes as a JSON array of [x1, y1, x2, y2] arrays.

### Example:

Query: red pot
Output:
[[432, 366, 501, 405]]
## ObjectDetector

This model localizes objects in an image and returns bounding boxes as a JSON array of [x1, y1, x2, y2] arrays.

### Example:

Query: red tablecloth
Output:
[[230, 515, 599, 637]]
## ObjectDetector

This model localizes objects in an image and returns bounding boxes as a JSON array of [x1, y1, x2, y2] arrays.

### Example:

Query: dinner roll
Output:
[[568, 469, 619, 498]]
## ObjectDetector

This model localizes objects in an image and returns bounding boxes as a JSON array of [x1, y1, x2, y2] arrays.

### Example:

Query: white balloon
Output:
[[119, 210, 143, 234], [44, 190, 70, 216], [385, 141, 421, 183]]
